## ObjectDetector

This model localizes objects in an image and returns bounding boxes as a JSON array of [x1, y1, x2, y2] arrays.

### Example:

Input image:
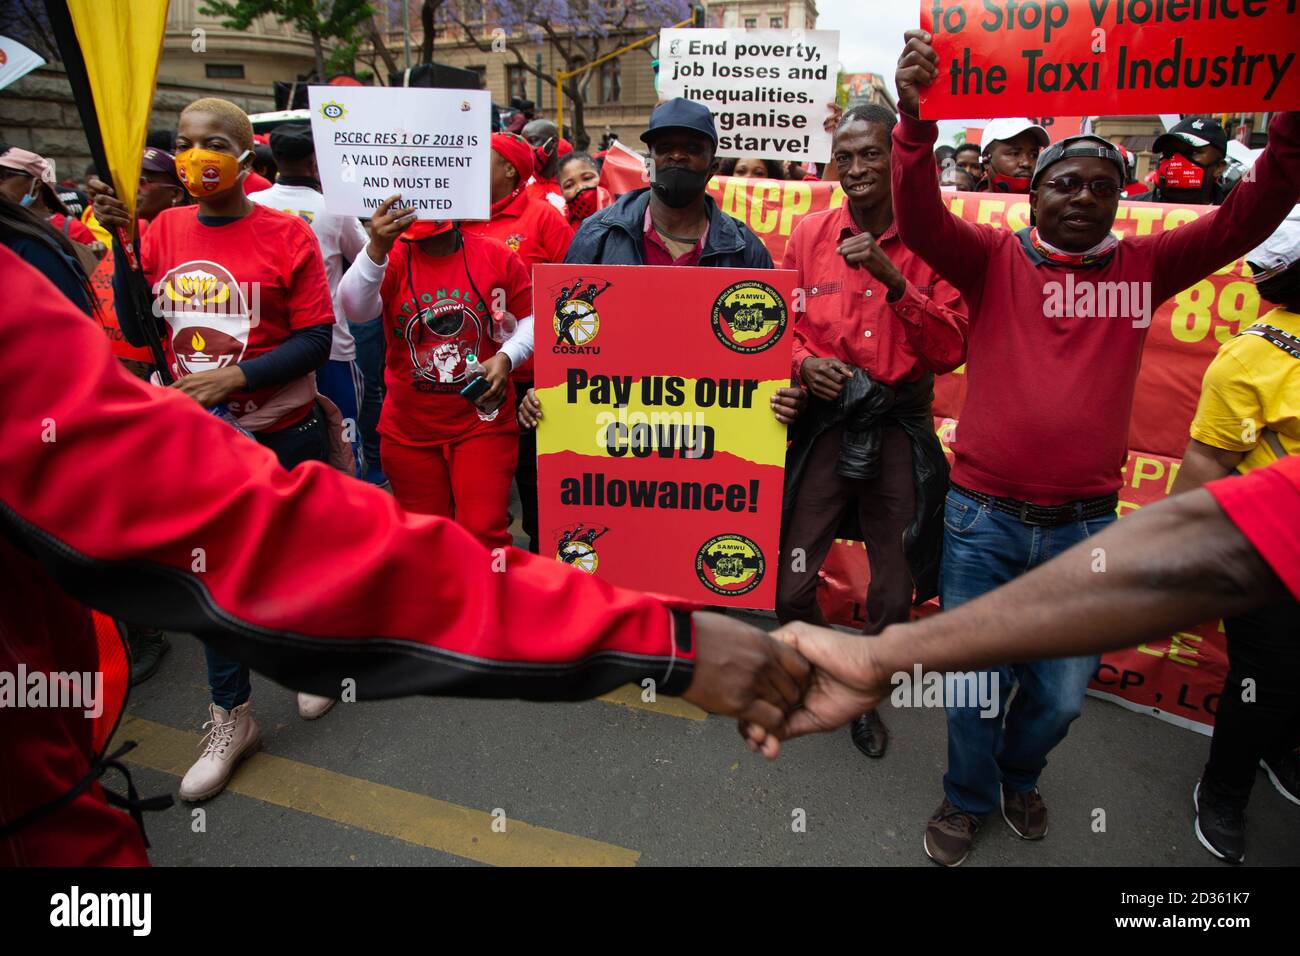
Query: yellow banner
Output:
[[66, 0, 169, 223]]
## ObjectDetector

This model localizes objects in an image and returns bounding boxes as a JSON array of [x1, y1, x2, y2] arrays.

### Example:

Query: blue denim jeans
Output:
[[316, 358, 365, 477], [206, 404, 329, 711], [940, 487, 1117, 816], [348, 318, 386, 482]]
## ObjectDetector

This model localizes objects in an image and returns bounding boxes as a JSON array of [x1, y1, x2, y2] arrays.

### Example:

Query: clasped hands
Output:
[[679, 612, 889, 760]]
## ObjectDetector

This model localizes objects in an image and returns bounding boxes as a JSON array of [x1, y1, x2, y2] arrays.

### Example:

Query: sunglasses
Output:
[[0, 167, 34, 181], [1043, 176, 1121, 198]]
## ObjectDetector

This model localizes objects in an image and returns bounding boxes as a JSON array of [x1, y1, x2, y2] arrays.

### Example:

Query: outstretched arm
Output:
[[891, 29, 995, 298], [0, 247, 807, 729], [743, 466, 1296, 755]]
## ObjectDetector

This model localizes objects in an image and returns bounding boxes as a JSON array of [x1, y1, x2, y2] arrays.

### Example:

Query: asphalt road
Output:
[[116, 610, 1300, 868]]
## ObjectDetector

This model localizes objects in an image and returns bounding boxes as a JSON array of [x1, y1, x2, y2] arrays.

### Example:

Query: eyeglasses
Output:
[[0, 167, 33, 181], [1044, 176, 1121, 198]]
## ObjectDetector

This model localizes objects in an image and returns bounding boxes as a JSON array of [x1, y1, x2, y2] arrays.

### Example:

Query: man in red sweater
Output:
[[893, 28, 1300, 866], [0, 247, 810, 866]]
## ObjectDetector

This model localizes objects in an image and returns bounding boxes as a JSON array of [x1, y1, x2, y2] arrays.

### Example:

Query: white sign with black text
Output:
[[657, 28, 840, 163], [308, 85, 490, 220]]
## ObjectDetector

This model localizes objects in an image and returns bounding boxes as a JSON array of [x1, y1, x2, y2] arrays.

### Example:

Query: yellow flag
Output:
[[65, 0, 169, 223]]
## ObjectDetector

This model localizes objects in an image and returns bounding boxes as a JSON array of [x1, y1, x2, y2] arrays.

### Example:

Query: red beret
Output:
[[491, 132, 534, 183], [558, 138, 574, 158]]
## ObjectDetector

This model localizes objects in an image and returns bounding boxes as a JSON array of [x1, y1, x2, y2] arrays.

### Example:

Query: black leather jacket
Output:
[[782, 369, 948, 605]]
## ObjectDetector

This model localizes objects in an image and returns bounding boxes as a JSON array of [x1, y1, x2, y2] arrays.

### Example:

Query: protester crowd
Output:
[[3, 27, 1299, 869]]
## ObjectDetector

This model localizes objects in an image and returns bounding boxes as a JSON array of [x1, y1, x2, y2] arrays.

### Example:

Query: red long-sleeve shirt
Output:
[[0, 246, 695, 865], [892, 111, 1300, 505], [782, 203, 967, 386]]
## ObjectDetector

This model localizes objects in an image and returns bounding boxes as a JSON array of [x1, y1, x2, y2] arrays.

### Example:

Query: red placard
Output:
[[533, 264, 795, 608], [918, 0, 1300, 119]]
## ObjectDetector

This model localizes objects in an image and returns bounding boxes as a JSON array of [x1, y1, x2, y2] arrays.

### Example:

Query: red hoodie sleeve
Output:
[[0, 245, 696, 702], [1144, 112, 1300, 307], [891, 112, 996, 300]]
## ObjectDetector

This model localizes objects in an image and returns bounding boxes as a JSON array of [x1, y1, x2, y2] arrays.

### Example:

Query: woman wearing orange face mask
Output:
[[338, 199, 535, 551], [88, 97, 339, 802]]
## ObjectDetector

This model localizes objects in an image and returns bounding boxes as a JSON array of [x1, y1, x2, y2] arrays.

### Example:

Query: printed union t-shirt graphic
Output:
[[533, 264, 796, 609]]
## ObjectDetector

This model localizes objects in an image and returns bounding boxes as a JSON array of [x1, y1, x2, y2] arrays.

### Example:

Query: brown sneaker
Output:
[[1001, 785, 1048, 840], [924, 799, 981, 867]]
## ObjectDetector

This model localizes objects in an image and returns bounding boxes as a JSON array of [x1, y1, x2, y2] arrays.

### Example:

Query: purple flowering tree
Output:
[[447, 0, 692, 148]]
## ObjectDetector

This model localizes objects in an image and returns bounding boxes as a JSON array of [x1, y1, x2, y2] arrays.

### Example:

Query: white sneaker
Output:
[[179, 700, 261, 802], [297, 692, 337, 720]]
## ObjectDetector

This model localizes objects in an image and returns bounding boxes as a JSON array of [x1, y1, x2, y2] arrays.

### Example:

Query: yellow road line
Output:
[[115, 716, 639, 867], [596, 683, 708, 721]]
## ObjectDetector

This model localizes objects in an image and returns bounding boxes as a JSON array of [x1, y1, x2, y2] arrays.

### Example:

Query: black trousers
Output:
[[776, 424, 915, 635], [1203, 596, 1300, 806]]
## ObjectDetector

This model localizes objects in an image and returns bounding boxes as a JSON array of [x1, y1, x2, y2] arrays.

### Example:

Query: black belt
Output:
[[951, 482, 1118, 527]]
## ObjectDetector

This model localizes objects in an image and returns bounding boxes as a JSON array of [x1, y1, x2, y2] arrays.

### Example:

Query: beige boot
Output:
[[179, 700, 261, 802], [296, 692, 337, 720]]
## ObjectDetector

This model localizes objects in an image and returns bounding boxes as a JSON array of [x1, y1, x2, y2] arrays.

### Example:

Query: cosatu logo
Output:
[[555, 524, 608, 574]]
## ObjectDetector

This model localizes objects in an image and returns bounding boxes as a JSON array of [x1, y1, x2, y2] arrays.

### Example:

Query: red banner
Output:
[[533, 264, 796, 608], [918, 0, 1300, 118], [703, 175, 1254, 731]]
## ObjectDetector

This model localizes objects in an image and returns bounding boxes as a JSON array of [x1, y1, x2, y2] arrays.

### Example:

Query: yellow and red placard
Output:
[[534, 264, 795, 608], [918, 0, 1300, 118]]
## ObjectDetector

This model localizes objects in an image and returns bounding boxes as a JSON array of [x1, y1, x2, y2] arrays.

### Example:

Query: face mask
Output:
[[19, 192, 36, 207], [651, 164, 710, 209], [402, 220, 455, 242], [1157, 153, 1207, 191], [175, 147, 250, 197], [567, 186, 601, 221], [987, 171, 1032, 194]]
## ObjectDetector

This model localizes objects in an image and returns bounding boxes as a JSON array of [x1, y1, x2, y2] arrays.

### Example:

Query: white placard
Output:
[[308, 85, 490, 220], [0, 35, 45, 92], [657, 29, 839, 164]]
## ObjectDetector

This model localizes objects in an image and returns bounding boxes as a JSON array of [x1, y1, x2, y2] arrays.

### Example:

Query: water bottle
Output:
[[463, 353, 502, 422]]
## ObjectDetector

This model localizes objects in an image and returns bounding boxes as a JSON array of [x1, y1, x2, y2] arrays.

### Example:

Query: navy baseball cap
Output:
[[641, 98, 718, 149]]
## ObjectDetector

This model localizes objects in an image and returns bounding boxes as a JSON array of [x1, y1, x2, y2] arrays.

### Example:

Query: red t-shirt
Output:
[[1207, 456, 1300, 602], [140, 203, 335, 429], [378, 233, 532, 445], [460, 188, 570, 381], [49, 212, 97, 246]]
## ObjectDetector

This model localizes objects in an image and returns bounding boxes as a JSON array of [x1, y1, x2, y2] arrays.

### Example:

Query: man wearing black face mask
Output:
[[1131, 117, 1231, 206], [563, 98, 772, 269]]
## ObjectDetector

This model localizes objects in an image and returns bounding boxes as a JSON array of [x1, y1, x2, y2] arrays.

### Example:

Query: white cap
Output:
[[1246, 204, 1300, 283], [979, 118, 1050, 155]]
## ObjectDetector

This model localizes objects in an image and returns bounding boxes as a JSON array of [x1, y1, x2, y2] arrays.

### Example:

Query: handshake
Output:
[[678, 611, 890, 759]]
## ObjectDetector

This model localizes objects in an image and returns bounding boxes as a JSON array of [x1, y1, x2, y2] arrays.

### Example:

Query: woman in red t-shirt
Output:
[[88, 96, 339, 803], [339, 197, 534, 549]]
